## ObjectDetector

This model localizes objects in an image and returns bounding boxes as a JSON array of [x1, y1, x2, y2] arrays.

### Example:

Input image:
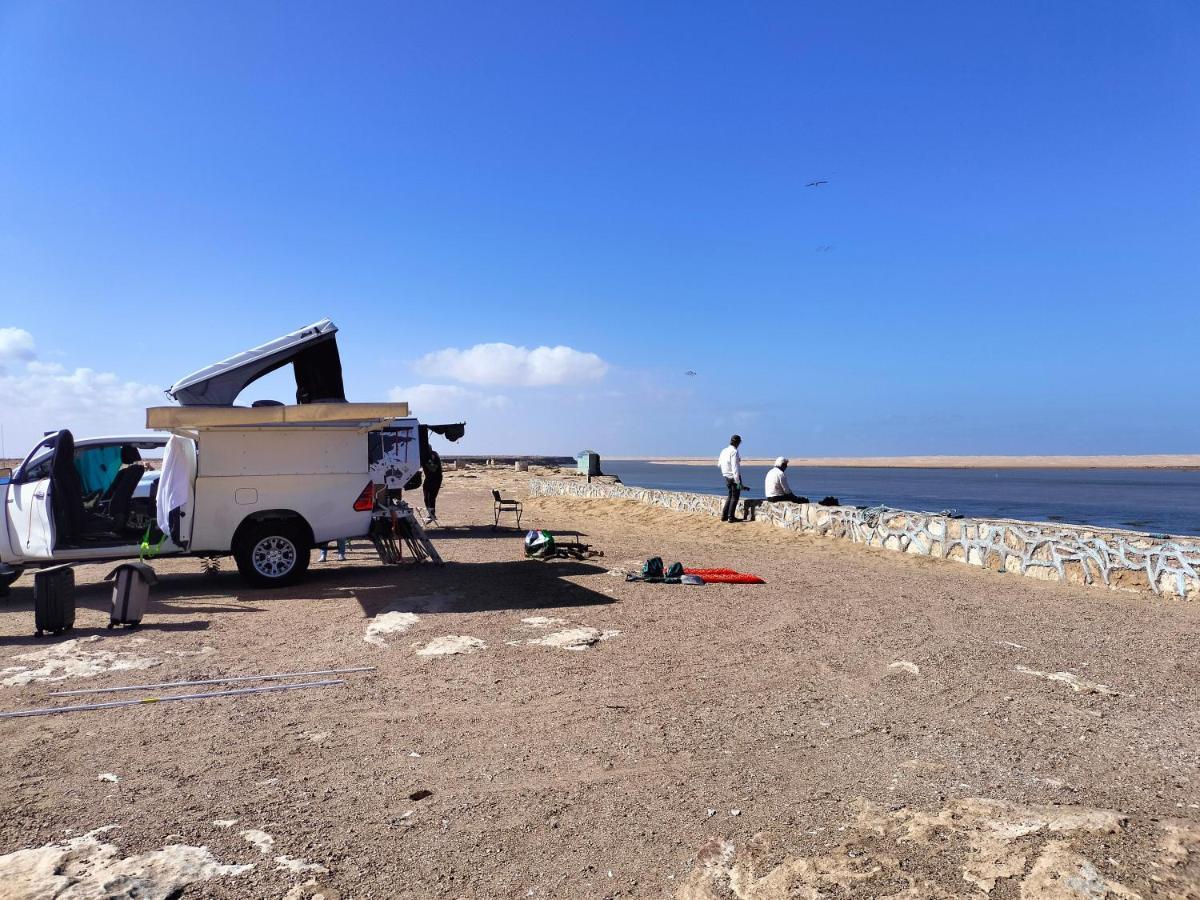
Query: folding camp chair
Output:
[[492, 490, 523, 529]]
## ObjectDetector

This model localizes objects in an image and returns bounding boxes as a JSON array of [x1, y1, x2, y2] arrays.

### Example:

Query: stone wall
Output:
[[527, 477, 1200, 600]]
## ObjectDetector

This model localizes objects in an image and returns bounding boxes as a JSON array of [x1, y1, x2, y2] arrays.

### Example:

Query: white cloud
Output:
[[389, 384, 509, 419], [26, 360, 66, 375], [0, 335, 162, 455], [0, 328, 36, 372], [414, 343, 608, 387]]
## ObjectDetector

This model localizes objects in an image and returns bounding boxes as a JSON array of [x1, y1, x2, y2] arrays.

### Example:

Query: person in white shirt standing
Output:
[[764, 457, 808, 503], [717, 434, 746, 522]]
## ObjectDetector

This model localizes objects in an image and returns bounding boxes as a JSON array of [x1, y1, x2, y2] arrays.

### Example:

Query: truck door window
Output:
[[13, 436, 57, 483]]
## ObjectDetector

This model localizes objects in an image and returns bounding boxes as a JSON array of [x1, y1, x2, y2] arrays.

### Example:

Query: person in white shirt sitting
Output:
[[764, 457, 808, 504], [717, 434, 747, 522]]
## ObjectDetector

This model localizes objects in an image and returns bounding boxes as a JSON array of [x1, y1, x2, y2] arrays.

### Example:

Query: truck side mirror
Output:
[[0, 467, 11, 484]]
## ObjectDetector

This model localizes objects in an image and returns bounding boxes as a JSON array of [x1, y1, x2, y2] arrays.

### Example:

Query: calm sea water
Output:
[[600, 461, 1200, 537]]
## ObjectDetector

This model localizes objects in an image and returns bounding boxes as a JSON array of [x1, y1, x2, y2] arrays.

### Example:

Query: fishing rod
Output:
[[48, 666, 375, 697], [0, 679, 345, 720]]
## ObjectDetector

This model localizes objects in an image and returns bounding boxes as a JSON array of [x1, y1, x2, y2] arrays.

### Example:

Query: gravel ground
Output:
[[1, 469, 1198, 898]]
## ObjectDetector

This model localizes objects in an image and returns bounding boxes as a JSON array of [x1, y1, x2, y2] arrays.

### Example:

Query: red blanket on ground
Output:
[[683, 568, 765, 584]]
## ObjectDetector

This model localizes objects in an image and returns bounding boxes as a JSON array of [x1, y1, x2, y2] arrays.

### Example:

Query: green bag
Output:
[[641, 557, 664, 583], [524, 529, 557, 560], [664, 561, 684, 584], [139, 525, 166, 561]]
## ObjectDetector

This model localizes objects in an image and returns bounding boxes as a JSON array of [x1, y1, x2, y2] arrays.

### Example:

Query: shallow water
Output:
[[600, 461, 1200, 537]]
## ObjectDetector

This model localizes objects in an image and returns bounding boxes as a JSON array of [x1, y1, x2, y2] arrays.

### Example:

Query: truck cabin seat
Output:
[[104, 448, 146, 530]]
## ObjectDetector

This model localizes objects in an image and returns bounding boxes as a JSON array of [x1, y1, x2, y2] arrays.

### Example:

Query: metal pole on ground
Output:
[[48, 666, 376, 697], [0, 679, 346, 720]]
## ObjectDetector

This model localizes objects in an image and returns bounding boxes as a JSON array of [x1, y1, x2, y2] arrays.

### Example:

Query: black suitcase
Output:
[[34, 564, 75, 637]]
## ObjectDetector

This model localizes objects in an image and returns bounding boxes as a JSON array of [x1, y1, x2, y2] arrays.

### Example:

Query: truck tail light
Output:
[[353, 482, 375, 511]]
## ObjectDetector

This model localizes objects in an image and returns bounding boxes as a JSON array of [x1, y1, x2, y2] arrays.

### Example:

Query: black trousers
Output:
[[721, 478, 741, 521], [767, 493, 808, 504], [423, 477, 442, 514]]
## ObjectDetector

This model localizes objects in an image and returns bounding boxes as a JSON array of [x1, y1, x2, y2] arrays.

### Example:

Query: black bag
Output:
[[664, 562, 685, 584], [641, 557, 664, 583], [34, 565, 75, 637]]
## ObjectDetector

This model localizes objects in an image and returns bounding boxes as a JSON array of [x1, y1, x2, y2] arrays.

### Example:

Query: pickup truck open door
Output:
[[2, 432, 57, 561]]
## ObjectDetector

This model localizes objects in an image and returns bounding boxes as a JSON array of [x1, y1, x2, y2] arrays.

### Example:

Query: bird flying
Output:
[[806, 180, 829, 187]]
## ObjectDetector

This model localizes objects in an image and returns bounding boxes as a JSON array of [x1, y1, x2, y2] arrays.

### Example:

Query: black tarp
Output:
[[419, 423, 466, 467]]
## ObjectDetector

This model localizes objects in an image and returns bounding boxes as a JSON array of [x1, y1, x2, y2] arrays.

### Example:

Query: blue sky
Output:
[[1, 1, 1197, 457]]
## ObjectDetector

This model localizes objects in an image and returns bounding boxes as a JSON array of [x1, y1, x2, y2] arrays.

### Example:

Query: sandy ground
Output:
[[1, 468, 1199, 898], [616, 454, 1200, 469]]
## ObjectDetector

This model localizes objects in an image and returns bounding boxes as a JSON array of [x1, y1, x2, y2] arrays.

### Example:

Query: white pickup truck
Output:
[[0, 320, 449, 589]]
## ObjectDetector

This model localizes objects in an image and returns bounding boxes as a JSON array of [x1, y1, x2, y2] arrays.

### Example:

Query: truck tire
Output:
[[233, 520, 311, 588]]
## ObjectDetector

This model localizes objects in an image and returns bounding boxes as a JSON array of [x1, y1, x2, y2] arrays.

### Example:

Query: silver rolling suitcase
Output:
[[105, 562, 157, 628]]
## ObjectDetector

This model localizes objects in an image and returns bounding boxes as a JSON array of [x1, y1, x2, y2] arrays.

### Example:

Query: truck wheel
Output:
[[234, 521, 310, 588]]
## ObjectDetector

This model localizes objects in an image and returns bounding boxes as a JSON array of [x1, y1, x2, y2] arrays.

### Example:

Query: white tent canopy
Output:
[[166, 319, 345, 407]]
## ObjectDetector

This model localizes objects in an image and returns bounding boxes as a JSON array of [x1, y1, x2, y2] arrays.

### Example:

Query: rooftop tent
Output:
[[166, 319, 347, 407]]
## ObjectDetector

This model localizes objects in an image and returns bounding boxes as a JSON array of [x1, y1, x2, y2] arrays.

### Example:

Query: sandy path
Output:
[[0, 469, 1198, 897]]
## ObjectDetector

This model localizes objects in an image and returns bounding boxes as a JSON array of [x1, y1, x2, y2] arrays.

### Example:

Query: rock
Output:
[[363, 610, 420, 647], [670, 798, 1164, 899], [1016, 665, 1121, 696], [0, 827, 252, 899], [415, 636, 486, 657]]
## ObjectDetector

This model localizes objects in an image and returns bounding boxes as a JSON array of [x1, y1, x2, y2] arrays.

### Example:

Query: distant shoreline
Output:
[[606, 454, 1200, 470]]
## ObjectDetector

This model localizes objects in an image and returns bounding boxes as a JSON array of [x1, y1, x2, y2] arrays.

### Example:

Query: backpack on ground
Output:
[[524, 530, 557, 560], [641, 557, 664, 583], [664, 561, 685, 584]]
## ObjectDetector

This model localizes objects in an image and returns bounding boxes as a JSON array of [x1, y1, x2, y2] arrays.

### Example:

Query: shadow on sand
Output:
[[0, 619, 212, 649], [423, 524, 528, 541], [0, 554, 615, 641], [425, 525, 593, 543], [316, 558, 616, 617]]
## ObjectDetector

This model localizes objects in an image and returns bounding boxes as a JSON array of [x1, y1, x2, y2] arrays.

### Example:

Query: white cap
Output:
[[775, 457, 787, 467]]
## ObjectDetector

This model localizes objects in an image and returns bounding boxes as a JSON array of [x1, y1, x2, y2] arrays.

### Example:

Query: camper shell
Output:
[[1, 320, 458, 588]]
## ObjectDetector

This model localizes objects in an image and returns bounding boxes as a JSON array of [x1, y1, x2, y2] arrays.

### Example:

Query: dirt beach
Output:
[[2, 468, 1199, 898]]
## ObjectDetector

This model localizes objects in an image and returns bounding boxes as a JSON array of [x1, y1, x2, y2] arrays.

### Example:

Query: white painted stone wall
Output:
[[527, 478, 1200, 600]]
